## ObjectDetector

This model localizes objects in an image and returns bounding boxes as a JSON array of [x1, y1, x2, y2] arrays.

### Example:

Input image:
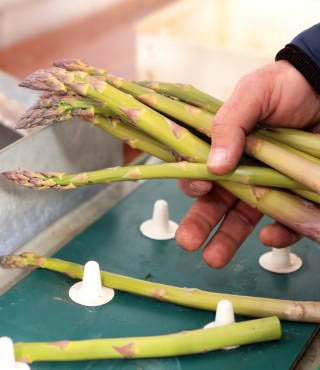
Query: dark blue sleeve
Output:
[[276, 23, 320, 93], [292, 24, 320, 66]]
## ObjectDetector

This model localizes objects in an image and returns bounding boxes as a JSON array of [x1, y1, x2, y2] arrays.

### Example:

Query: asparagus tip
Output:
[[53, 58, 88, 71], [20, 69, 67, 93], [53, 58, 107, 77], [16, 93, 95, 129], [0, 253, 33, 268], [2, 170, 67, 190]]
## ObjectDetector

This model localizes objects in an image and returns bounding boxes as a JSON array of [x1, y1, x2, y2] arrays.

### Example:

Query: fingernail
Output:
[[209, 147, 228, 167], [189, 181, 212, 194]]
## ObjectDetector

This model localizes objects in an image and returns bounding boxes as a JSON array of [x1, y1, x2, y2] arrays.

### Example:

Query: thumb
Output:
[[208, 74, 267, 175]]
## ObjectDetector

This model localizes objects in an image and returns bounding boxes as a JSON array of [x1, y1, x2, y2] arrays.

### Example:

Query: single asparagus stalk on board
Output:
[[54, 59, 215, 136], [1, 253, 319, 323], [20, 67, 211, 163], [17, 95, 177, 163], [13, 317, 280, 363]]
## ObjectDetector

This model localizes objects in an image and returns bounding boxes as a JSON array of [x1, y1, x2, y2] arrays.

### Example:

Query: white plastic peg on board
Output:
[[140, 199, 178, 240], [69, 261, 115, 307], [259, 247, 302, 274], [204, 300, 239, 350], [0, 337, 31, 370]]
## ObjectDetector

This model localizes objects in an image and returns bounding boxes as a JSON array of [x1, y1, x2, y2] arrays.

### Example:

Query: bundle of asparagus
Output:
[[4, 59, 320, 244]]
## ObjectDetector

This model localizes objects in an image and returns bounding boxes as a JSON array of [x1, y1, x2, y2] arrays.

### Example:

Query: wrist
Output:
[[276, 44, 320, 94]]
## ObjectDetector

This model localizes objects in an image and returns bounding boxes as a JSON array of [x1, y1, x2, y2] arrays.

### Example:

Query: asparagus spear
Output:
[[18, 67, 320, 241], [3, 253, 320, 322], [53, 59, 224, 115], [20, 68, 211, 163], [17, 95, 177, 163], [6, 164, 320, 241], [54, 59, 214, 136], [220, 181, 320, 241], [0, 162, 306, 190], [258, 127, 320, 159], [14, 317, 280, 363], [16, 93, 113, 129], [4, 163, 320, 205], [138, 80, 223, 114], [15, 96, 320, 204], [57, 61, 320, 191], [246, 133, 320, 193], [293, 189, 320, 203], [138, 78, 320, 162]]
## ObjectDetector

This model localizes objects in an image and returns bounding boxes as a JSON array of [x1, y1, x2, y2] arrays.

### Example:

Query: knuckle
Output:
[[211, 121, 229, 139], [236, 69, 268, 95]]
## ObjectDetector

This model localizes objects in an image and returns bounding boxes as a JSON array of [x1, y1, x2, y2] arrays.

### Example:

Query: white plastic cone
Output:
[[0, 337, 31, 370], [140, 199, 178, 240], [259, 247, 302, 274], [204, 300, 239, 350], [69, 261, 114, 306]]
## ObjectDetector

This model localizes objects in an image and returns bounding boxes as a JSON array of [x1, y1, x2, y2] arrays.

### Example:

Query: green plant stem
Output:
[[19, 67, 320, 241], [220, 181, 320, 241], [259, 128, 320, 158], [2, 253, 319, 323], [54, 59, 215, 136], [139, 79, 320, 163], [107, 76, 213, 136], [16, 93, 320, 204], [1, 163, 309, 190], [16, 95, 176, 163], [246, 133, 320, 193], [54, 60, 223, 114], [21, 68, 211, 163], [293, 189, 320, 204], [93, 70, 320, 192], [94, 115, 176, 162], [14, 317, 280, 363], [138, 80, 223, 114]]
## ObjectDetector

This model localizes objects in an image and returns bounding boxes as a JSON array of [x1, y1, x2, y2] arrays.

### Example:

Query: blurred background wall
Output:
[[0, 0, 319, 161], [0, 0, 124, 47], [135, 0, 320, 99]]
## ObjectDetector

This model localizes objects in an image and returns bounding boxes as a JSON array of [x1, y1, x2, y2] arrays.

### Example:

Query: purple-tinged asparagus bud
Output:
[[16, 104, 72, 129], [53, 58, 107, 76], [2, 170, 73, 190], [19, 69, 67, 93]]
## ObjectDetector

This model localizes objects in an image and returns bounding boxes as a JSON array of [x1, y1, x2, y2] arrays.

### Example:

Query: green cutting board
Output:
[[1, 180, 319, 370]]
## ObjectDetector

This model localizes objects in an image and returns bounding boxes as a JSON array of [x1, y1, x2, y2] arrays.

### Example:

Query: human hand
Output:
[[176, 60, 320, 268]]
